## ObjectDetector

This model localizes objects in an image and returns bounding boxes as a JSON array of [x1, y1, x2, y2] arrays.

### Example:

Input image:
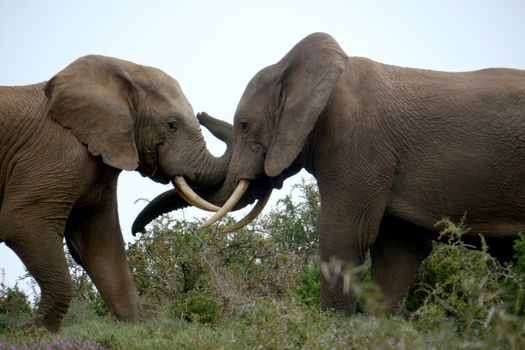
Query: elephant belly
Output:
[[387, 166, 525, 238], [386, 198, 525, 238]]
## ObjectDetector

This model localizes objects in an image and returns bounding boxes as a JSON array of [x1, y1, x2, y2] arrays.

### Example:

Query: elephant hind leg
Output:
[[485, 237, 516, 263], [460, 235, 517, 264], [370, 217, 432, 314], [3, 225, 72, 332]]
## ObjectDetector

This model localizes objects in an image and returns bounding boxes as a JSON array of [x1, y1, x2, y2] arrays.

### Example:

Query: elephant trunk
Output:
[[132, 185, 229, 235], [185, 112, 233, 188], [132, 190, 190, 235]]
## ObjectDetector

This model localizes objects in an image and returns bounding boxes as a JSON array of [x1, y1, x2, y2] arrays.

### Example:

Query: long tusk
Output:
[[198, 180, 250, 229], [173, 176, 221, 212], [223, 191, 271, 233]]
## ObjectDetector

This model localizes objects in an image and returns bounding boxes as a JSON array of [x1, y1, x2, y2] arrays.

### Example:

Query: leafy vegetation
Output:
[[1, 179, 525, 349], [0, 270, 32, 333]]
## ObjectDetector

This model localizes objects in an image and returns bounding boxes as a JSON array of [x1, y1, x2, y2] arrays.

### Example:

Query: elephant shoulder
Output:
[[0, 83, 46, 119]]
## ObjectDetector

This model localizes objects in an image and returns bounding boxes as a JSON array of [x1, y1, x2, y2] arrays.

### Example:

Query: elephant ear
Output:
[[264, 33, 346, 177], [45, 55, 139, 171]]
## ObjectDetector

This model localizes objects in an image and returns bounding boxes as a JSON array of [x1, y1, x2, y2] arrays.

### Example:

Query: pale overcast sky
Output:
[[1, 0, 524, 290]]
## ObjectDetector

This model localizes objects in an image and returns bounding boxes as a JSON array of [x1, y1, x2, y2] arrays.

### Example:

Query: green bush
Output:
[[404, 218, 525, 346], [0, 284, 32, 316], [293, 262, 321, 306], [127, 218, 207, 304], [506, 234, 525, 314], [512, 234, 525, 275], [257, 179, 320, 260], [0, 282, 33, 331], [127, 218, 306, 317], [127, 180, 321, 317], [170, 289, 223, 323]]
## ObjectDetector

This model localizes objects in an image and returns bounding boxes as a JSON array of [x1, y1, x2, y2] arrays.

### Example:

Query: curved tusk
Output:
[[198, 180, 250, 229], [223, 191, 272, 233], [173, 176, 221, 212]]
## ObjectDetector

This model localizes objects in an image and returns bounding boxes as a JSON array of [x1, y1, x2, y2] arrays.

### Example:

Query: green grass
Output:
[[3, 297, 523, 350]]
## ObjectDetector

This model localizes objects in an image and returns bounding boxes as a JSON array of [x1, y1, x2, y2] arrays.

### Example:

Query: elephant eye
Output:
[[239, 120, 249, 133], [168, 121, 178, 130]]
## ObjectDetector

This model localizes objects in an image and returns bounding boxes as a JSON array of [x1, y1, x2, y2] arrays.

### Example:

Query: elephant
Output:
[[133, 32, 525, 317], [0, 55, 231, 332]]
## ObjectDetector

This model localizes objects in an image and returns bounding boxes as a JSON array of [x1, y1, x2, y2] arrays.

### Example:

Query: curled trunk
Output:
[[132, 183, 235, 235]]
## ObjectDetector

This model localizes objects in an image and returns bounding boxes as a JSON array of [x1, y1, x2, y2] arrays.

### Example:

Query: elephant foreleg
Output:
[[319, 219, 366, 315], [316, 152, 397, 316], [317, 188, 390, 316], [65, 202, 140, 322]]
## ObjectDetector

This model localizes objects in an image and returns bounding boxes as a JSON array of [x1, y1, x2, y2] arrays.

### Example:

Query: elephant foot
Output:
[[112, 309, 142, 323], [320, 283, 358, 317], [20, 313, 58, 334]]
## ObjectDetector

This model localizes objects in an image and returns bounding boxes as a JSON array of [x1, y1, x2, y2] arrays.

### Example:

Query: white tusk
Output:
[[223, 191, 271, 233], [173, 176, 221, 212], [198, 180, 250, 229]]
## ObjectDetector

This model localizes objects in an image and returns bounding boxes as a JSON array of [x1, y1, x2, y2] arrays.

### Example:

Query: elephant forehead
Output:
[[144, 81, 195, 116], [172, 94, 195, 117], [135, 67, 180, 97], [235, 87, 276, 118]]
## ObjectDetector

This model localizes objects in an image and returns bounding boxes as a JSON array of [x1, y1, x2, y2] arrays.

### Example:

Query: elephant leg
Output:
[[65, 202, 140, 322], [0, 213, 72, 332], [370, 217, 432, 313], [317, 184, 390, 316], [318, 220, 367, 315]]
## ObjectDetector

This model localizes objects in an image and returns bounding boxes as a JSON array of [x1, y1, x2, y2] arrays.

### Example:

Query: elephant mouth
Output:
[[240, 177, 279, 205], [138, 162, 170, 184], [137, 147, 171, 183]]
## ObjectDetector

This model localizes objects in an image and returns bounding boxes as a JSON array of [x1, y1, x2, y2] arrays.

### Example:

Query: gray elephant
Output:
[[0, 55, 230, 332], [135, 33, 525, 316]]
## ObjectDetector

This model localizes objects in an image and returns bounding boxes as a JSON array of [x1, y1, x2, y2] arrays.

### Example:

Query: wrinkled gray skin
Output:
[[0, 55, 231, 332], [137, 33, 525, 316]]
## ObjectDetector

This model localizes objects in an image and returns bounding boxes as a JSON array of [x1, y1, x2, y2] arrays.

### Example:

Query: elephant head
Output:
[[46, 55, 231, 205], [197, 33, 346, 230]]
